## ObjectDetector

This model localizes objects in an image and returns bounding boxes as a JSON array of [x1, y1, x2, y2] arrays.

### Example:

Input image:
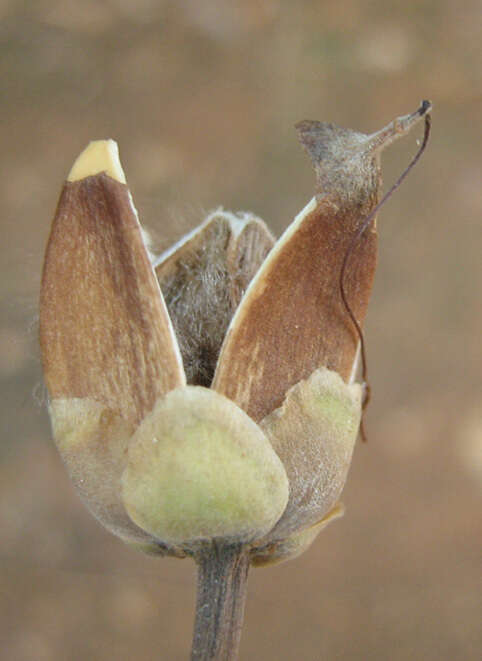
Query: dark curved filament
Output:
[[339, 109, 432, 440]]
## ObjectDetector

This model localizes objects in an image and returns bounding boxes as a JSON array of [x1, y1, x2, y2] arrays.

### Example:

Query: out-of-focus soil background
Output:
[[1, 1, 481, 660]]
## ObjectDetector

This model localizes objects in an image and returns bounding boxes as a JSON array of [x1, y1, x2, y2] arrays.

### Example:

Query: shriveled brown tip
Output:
[[295, 119, 378, 208], [155, 210, 274, 387], [40, 141, 185, 427], [296, 102, 432, 209], [363, 100, 432, 155]]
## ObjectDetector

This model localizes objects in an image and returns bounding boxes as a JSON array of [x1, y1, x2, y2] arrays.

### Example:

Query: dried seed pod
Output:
[[40, 103, 431, 570], [40, 103, 431, 661]]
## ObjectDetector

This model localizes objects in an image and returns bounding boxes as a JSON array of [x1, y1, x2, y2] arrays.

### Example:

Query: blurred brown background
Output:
[[1, 1, 480, 660]]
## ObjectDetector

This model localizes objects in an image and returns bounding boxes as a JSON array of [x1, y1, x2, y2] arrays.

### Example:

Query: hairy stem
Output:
[[190, 542, 250, 661]]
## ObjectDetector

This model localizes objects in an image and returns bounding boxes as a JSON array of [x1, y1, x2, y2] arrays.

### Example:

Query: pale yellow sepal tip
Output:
[[67, 139, 126, 184]]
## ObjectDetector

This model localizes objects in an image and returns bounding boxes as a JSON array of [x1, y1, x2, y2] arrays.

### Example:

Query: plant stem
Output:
[[190, 542, 250, 661]]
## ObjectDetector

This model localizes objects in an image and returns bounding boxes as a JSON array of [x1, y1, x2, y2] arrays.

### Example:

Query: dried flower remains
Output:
[[40, 102, 431, 659]]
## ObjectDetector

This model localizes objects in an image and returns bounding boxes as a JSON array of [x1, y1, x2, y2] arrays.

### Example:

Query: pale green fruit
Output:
[[122, 386, 289, 547]]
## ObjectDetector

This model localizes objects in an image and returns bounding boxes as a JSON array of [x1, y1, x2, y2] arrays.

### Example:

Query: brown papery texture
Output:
[[40, 173, 184, 427], [156, 212, 274, 387], [4, 6, 478, 660], [213, 197, 377, 422]]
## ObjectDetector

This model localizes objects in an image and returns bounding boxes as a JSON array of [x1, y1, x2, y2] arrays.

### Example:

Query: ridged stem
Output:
[[190, 542, 250, 661]]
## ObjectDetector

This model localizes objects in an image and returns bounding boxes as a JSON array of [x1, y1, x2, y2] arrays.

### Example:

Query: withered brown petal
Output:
[[155, 210, 274, 387], [212, 195, 377, 422], [40, 141, 185, 428]]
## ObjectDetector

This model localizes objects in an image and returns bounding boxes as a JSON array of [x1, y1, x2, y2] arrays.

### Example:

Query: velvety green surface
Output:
[[122, 387, 288, 545]]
